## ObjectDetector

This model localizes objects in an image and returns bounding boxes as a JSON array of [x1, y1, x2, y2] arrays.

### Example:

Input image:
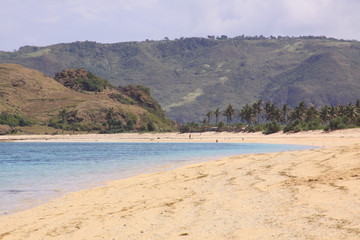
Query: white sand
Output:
[[0, 129, 359, 239]]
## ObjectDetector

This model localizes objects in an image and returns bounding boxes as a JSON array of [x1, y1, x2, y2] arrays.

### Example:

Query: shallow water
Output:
[[0, 142, 313, 214]]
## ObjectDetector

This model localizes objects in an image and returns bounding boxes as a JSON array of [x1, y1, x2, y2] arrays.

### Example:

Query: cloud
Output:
[[1, 0, 360, 51]]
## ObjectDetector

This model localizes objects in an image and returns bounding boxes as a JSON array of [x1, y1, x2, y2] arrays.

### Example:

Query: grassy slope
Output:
[[1, 37, 360, 122], [0, 64, 173, 133]]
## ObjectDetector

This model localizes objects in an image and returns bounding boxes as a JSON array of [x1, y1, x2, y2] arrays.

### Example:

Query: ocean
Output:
[[0, 142, 313, 214]]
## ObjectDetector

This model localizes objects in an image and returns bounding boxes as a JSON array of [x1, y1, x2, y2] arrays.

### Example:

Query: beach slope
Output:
[[0, 130, 360, 239]]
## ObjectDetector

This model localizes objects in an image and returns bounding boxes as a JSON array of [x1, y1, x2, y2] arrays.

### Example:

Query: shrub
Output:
[[246, 124, 263, 133], [0, 112, 33, 127], [284, 120, 307, 133], [326, 117, 347, 131], [217, 121, 226, 128], [74, 72, 109, 92], [147, 122, 157, 131], [125, 120, 135, 131], [306, 119, 322, 130], [263, 121, 282, 135]]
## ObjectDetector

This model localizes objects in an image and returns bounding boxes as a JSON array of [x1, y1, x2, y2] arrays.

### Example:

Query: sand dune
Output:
[[1, 129, 360, 239]]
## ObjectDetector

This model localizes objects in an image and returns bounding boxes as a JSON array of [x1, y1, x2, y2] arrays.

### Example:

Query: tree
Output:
[[252, 100, 263, 124], [239, 104, 254, 124], [344, 103, 357, 124], [328, 106, 338, 119], [264, 101, 281, 122], [201, 119, 207, 126], [290, 101, 307, 121], [337, 104, 345, 117], [355, 99, 360, 111], [319, 105, 330, 124], [206, 111, 213, 125], [214, 108, 221, 125], [305, 106, 319, 123], [280, 104, 291, 124], [223, 104, 235, 125]]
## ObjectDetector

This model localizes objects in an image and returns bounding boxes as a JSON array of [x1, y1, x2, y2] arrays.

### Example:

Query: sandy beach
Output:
[[0, 130, 360, 239]]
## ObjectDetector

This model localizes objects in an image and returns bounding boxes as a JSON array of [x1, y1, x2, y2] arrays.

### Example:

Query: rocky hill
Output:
[[0, 64, 175, 134], [1, 36, 360, 122]]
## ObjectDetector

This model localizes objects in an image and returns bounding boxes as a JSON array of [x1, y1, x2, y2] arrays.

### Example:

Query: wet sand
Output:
[[0, 129, 360, 239]]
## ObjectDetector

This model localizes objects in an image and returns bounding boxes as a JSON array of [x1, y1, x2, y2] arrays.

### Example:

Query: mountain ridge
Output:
[[1, 36, 360, 122]]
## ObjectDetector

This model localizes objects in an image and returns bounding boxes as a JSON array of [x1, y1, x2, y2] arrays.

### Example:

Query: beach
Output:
[[0, 130, 360, 239]]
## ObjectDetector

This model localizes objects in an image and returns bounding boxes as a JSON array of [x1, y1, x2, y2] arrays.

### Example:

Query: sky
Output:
[[1, 0, 360, 51]]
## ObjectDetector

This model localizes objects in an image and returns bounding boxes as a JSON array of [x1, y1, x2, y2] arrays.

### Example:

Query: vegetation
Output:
[[0, 112, 33, 127], [180, 99, 360, 134], [2, 36, 360, 122], [54, 69, 111, 92], [0, 64, 176, 134], [49, 109, 85, 131], [73, 72, 109, 92]]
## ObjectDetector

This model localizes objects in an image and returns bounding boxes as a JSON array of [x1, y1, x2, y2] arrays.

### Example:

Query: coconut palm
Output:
[[290, 101, 307, 121], [239, 104, 254, 124], [264, 101, 281, 122], [206, 111, 213, 125], [223, 104, 235, 125], [252, 99, 263, 124], [344, 103, 357, 124], [214, 108, 221, 125], [280, 104, 291, 124], [319, 105, 330, 124], [305, 105, 319, 122], [328, 106, 338, 120]]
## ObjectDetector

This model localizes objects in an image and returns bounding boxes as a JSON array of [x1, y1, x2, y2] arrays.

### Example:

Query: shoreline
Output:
[[0, 139, 313, 216], [1, 128, 360, 146], [1, 129, 360, 239]]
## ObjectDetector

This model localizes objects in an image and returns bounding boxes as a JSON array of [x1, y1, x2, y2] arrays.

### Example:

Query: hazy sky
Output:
[[1, 0, 360, 51]]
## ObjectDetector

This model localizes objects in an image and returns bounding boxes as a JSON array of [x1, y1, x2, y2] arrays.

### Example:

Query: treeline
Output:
[[49, 107, 159, 134], [180, 100, 360, 134], [145, 35, 346, 43]]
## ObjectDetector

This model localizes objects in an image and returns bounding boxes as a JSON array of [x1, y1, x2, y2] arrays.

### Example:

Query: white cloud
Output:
[[1, 0, 360, 51]]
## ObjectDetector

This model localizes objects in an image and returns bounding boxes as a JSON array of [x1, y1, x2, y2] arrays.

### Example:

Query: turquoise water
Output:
[[0, 142, 313, 214]]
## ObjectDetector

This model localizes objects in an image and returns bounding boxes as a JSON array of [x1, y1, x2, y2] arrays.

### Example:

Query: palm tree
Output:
[[355, 99, 360, 111], [344, 103, 357, 124], [206, 111, 213, 125], [252, 99, 263, 124], [223, 104, 235, 125], [201, 119, 207, 126], [239, 104, 254, 124], [264, 101, 281, 122], [291, 101, 307, 121], [280, 104, 291, 124], [337, 104, 345, 117], [214, 108, 221, 125], [305, 105, 319, 122], [319, 105, 330, 124]]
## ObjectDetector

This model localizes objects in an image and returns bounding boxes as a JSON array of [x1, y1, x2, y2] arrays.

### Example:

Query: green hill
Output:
[[1, 36, 360, 122], [0, 64, 175, 134]]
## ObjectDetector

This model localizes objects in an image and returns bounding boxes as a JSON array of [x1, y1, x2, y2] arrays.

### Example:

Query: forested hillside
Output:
[[1, 36, 360, 122]]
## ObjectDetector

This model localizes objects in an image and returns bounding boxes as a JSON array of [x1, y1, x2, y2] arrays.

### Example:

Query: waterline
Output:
[[0, 142, 313, 214]]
